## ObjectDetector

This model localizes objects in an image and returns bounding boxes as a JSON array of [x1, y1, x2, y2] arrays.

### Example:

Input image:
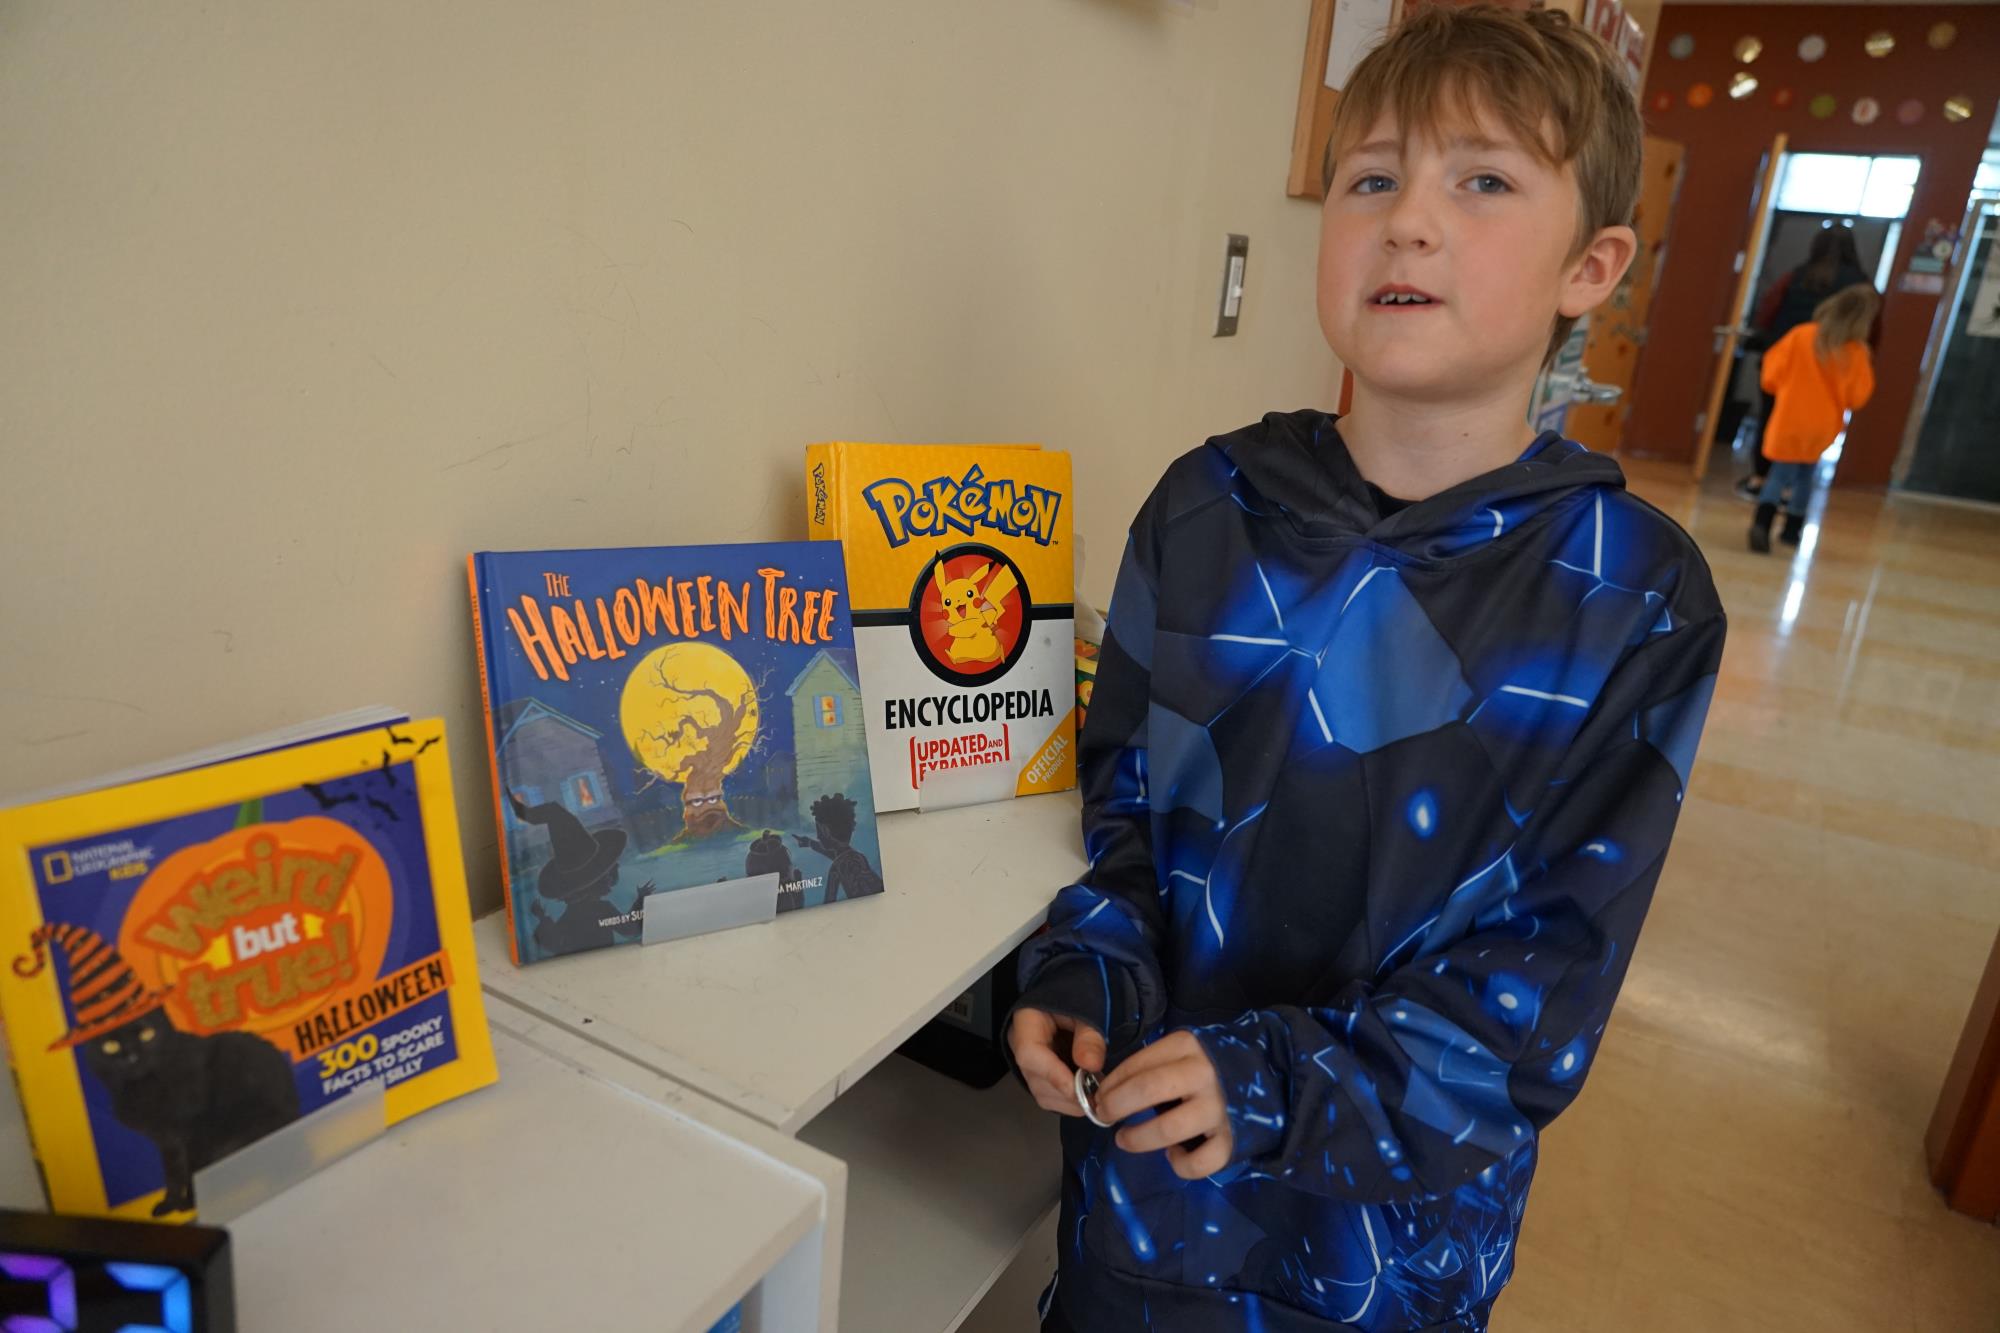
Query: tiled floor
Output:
[[963, 461, 2000, 1332]]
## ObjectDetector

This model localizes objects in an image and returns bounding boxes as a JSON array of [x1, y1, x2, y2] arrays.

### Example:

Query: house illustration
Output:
[[495, 698, 622, 852], [786, 649, 863, 825]]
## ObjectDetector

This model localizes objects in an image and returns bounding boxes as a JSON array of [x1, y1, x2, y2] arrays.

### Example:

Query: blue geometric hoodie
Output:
[[1017, 411, 1724, 1332]]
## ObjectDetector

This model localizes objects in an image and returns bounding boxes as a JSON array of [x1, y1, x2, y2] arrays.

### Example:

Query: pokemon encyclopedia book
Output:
[[806, 442, 1077, 812], [468, 542, 885, 966], [0, 719, 498, 1221]]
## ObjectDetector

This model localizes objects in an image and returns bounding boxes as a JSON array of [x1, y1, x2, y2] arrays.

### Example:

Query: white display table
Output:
[[477, 791, 1085, 1132], [799, 1051, 1058, 1333], [243, 1002, 843, 1331], [476, 791, 1086, 1332], [0, 1000, 846, 1333]]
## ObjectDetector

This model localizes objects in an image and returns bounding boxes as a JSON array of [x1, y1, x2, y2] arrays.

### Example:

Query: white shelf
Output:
[[799, 1054, 1061, 1333], [227, 1001, 844, 1332], [477, 791, 1085, 1131]]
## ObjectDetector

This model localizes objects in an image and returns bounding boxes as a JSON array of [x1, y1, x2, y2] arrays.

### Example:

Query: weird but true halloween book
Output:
[[805, 442, 1077, 812], [468, 542, 885, 966], [0, 718, 498, 1221]]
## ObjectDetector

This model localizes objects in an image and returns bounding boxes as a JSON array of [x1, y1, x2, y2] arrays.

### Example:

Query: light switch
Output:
[[1215, 234, 1249, 337]]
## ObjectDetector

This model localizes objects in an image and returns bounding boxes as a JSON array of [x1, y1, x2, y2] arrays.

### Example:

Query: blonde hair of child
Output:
[[1813, 283, 1880, 361]]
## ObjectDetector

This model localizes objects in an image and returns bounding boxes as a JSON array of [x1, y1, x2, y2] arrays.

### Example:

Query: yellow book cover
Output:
[[0, 719, 498, 1221], [807, 442, 1077, 811]]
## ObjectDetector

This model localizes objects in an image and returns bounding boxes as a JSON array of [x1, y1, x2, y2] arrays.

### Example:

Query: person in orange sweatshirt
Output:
[[1749, 282, 1879, 553]]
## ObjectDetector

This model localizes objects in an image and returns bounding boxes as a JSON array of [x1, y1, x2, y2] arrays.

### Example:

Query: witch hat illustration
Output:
[[507, 790, 627, 902], [13, 923, 171, 1052]]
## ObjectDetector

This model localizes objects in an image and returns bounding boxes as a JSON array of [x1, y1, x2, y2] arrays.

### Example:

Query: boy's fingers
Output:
[[1168, 1131, 1234, 1181], [1033, 1080, 1083, 1117], [1022, 1064, 1073, 1114], [1093, 1039, 1177, 1096], [1069, 1024, 1107, 1073], [1013, 1042, 1071, 1093], [1011, 1008, 1056, 1047], [1096, 1031, 1202, 1094], [1094, 1061, 1200, 1125], [1114, 1097, 1219, 1155]]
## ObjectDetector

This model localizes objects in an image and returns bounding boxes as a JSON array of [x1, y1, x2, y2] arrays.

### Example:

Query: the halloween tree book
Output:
[[468, 542, 885, 966], [805, 442, 1078, 812], [0, 715, 499, 1222]]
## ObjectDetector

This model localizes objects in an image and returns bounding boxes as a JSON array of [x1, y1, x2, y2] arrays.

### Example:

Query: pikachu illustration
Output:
[[932, 554, 1020, 666]]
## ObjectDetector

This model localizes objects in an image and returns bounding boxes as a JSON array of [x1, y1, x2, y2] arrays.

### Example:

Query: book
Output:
[[0, 716, 498, 1221], [805, 442, 1078, 812], [467, 543, 885, 965]]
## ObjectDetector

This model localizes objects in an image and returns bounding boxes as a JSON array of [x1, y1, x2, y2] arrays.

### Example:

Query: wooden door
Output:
[[1568, 137, 1685, 454], [1690, 132, 1786, 481], [1929, 924, 2000, 1220]]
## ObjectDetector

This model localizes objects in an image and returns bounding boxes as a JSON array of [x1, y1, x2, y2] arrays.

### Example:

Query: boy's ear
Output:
[[1558, 224, 1639, 319]]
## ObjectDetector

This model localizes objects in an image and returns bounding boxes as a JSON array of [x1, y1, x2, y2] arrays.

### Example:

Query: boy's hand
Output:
[[1094, 1031, 1235, 1180], [1009, 1007, 1106, 1117]]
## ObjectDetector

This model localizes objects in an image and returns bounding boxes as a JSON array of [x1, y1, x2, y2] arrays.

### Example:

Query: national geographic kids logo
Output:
[[910, 545, 1031, 685]]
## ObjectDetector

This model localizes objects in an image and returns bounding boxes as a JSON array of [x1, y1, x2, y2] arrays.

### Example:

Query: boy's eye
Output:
[[1351, 174, 1397, 195], [1466, 174, 1511, 194]]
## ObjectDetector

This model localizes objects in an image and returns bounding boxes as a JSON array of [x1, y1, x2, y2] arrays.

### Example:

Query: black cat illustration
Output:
[[792, 793, 884, 903], [16, 923, 300, 1217]]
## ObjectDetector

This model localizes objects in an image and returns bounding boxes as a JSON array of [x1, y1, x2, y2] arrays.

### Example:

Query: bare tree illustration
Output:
[[634, 655, 769, 841]]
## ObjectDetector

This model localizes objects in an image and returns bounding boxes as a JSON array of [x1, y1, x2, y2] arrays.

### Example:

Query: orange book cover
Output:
[[0, 719, 498, 1220]]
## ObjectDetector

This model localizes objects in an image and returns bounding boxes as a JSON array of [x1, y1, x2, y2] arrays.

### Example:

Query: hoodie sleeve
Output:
[[1190, 608, 1724, 1203], [1012, 497, 1170, 1057]]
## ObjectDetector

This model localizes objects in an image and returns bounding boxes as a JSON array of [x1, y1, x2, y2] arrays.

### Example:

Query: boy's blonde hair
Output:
[[1812, 283, 1879, 360], [1325, 4, 1643, 363]]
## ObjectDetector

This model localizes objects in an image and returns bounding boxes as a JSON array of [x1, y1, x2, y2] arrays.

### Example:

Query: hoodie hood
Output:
[[1217, 409, 1628, 562]]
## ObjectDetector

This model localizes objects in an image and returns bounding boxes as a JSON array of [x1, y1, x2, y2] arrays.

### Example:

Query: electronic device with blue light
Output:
[[0, 1208, 233, 1332]]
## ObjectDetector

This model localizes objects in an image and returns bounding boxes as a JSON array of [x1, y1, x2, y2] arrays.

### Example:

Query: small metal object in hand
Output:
[[1073, 1067, 1113, 1128]]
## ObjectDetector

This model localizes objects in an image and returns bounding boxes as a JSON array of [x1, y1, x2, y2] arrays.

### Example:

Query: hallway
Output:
[[1495, 463, 2000, 1330]]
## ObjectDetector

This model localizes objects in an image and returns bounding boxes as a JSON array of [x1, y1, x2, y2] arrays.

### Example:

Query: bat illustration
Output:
[[302, 782, 358, 811]]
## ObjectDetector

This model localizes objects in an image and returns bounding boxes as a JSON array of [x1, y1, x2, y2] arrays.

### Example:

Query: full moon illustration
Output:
[[619, 642, 760, 784]]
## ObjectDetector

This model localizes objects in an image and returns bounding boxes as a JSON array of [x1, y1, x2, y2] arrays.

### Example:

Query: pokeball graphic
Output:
[[909, 544, 1033, 686]]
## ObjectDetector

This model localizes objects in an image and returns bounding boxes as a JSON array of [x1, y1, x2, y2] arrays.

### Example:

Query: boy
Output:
[[1008, 7, 1725, 1331]]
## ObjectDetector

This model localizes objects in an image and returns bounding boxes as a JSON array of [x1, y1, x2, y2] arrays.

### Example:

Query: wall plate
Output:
[[1215, 234, 1249, 337]]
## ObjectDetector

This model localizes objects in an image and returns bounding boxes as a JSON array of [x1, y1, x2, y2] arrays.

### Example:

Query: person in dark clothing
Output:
[[1007, 8, 1724, 1332], [1736, 227, 1880, 499]]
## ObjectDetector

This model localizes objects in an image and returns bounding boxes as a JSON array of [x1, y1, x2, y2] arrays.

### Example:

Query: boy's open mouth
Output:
[[1369, 284, 1440, 307]]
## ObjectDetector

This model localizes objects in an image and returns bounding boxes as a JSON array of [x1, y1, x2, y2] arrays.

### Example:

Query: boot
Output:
[[1778, 511, 1806, 547], [1748, 502, 1777, 553]]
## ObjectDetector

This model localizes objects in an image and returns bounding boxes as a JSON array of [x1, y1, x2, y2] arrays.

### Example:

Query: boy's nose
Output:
[[1382, 191, 1440, 253]]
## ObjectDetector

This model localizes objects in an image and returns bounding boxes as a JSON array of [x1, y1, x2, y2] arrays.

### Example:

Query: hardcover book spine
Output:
[[464, 555, 522, 965], [805, 442, 840, 541]]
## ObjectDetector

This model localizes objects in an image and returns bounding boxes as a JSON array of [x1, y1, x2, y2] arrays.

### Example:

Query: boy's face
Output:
[[1317, 108, 1630, 406]]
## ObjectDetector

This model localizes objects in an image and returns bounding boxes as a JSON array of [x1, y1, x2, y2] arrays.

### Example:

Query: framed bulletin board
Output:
[[1287, 0, 1539, 200]]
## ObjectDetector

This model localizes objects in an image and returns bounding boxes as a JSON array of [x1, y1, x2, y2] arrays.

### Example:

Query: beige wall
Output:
[[0, 0, 1338, 908]]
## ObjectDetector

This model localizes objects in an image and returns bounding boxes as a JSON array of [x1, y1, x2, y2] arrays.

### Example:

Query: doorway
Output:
[[1708, 151, 1920, 478]]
